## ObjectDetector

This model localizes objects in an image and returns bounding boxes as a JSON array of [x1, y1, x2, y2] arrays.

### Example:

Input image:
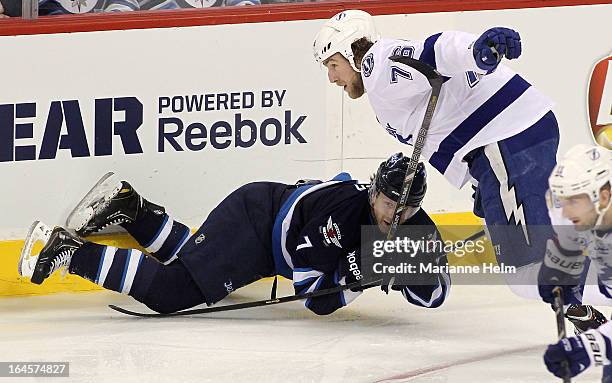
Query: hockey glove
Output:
[[544, 329, 611, 378], [473, 27, 521, 73], [538, 238, 585, 305], [565, 304, 608, 335]]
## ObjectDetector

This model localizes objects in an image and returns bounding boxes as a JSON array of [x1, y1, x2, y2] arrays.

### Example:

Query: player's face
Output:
[[370, 192, 419, 234], [558, 194, 598, 230], [323, 53, 365, 99]]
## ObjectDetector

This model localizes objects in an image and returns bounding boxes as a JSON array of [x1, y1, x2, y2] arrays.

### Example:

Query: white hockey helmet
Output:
[[549, 144, 611, 204], [312, 9, 380, 72]]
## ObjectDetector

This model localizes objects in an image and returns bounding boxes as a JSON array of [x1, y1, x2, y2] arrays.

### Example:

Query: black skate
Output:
[[30, 226, 85, 285], [565, 304, 607, 335], [66, 172, 163, 236], [19, 221, 52, 278]]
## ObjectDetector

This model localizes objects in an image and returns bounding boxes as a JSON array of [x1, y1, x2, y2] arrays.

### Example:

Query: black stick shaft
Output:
[[109, 230, 489, 318], [386, 56, 443, 240], [552, 286, 572, 383], [109, 278, 382, 318]]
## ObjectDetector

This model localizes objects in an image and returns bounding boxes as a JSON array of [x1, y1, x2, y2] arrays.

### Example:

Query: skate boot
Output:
[[24, 224, 86, 285], [18, 221, 53, 278], [66, 172, 164, 236], [565, 304, 607, 335]]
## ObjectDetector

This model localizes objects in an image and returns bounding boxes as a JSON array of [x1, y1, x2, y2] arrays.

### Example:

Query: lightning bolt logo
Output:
[[485, 144, 531, 245]]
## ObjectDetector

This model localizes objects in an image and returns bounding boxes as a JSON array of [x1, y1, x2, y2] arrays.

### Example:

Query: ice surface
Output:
[[0, 280, 606, 382]]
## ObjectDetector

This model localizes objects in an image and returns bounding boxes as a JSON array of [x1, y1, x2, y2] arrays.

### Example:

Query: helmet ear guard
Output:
[[313, 9, 379, 72]]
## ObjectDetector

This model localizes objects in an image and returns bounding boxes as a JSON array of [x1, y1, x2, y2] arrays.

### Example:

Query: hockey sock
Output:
[[121, 204, 191, 264], [69, 242, 205, 313], [69, 242, 158, 297]]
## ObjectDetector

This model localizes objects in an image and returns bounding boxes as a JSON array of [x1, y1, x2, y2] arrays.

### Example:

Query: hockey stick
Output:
[[552, 286, 572, 383], [109, 278, 383, 317], [109, 230, 487, 317], [386, 56, 444, 240]]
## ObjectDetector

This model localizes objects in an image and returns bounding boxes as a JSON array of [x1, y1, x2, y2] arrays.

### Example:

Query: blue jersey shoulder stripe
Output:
[[419, 33, 441, 69], [429, 74, 531, 174]]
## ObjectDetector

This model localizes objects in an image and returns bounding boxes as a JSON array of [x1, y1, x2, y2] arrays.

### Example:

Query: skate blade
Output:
[[66, 172, 121, 232], [18, 220, 52, 277]]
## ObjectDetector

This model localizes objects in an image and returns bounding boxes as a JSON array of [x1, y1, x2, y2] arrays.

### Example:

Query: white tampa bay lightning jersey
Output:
[[361, 33, 555, 188], [549, 201, 612, 297]]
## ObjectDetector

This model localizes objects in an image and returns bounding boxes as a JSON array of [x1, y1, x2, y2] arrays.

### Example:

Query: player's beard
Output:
[[346, 74, 365, 99]]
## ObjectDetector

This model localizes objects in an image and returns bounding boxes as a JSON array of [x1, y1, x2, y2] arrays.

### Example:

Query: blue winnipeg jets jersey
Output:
[[361, 33, 554, 188], [273, 177, 450, 315]]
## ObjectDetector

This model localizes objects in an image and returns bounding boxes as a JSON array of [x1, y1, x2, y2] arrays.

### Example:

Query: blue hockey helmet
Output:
[[370, 153, 427, 207]]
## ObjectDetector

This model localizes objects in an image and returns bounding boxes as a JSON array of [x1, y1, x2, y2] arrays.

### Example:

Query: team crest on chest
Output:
[[320, 216, 342, 248]]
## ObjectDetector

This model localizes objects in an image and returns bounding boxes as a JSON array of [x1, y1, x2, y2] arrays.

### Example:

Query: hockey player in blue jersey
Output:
[[18, 153, 450, 315], [313, 10, 559, 299]]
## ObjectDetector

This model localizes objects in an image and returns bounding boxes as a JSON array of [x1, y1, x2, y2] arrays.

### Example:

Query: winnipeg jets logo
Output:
[[321, 216, 342, 248], [387, 152, 402, 166]]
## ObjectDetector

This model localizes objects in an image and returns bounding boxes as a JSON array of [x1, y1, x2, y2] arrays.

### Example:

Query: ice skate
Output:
[[21, 224, 86, 285], [66, 172, 157, 236], [18, 220, 53, 278]]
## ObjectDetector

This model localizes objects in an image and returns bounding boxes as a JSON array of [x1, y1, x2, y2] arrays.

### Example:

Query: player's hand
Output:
[[544, 330, 610, 378], [473, 27, 521, 73], [538, 239, 585, 304], [337, 249, 369, 292]]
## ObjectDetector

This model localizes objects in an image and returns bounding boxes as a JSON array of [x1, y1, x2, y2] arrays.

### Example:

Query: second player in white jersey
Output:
[[540, 144, 612, 381], [541, 144, 612, 303]]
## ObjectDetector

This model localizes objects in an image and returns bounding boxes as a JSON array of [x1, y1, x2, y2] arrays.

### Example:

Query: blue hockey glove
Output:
[[473, 27, 521, 73], [544, 330, 611, 378]]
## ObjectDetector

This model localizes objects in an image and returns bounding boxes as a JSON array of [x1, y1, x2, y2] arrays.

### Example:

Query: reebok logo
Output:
[[346, 251, 362, 281]]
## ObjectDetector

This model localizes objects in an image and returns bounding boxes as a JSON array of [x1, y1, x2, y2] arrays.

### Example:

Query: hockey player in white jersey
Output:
[[313, 10, 559, 299], [539, 144, 612, 381]]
